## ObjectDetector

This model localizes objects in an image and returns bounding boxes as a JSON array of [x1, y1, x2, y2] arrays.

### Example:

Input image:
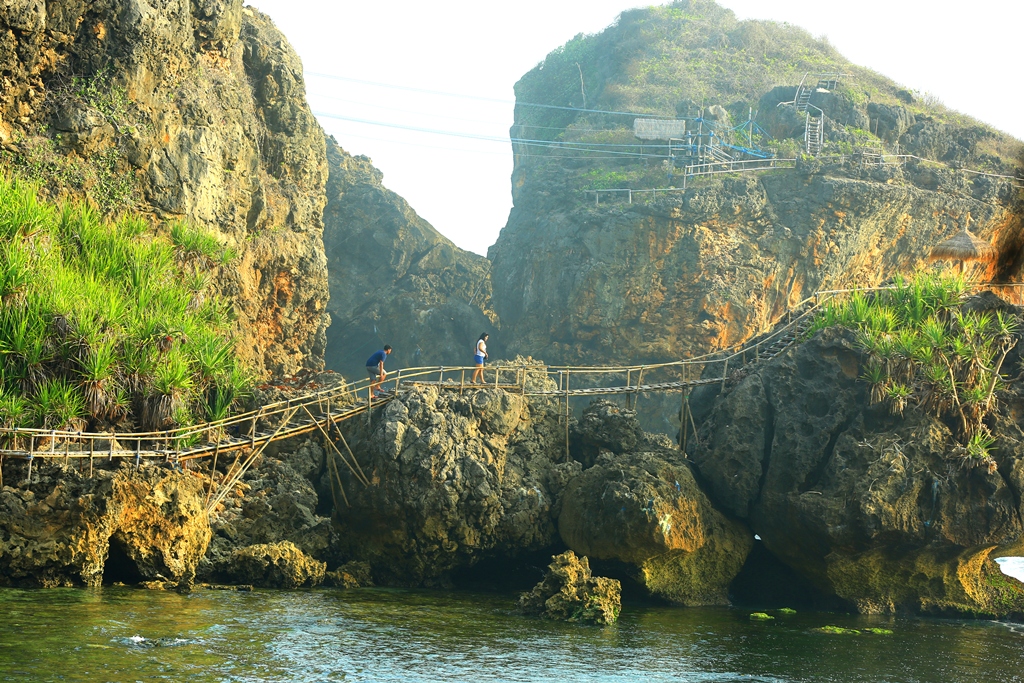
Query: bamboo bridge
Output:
[[1, 282, 1021, 512]]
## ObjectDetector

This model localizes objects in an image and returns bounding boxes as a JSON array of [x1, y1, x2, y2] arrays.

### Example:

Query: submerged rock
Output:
[[518, 551, 621, 625], [224, 541, 326, 588], [559, 401, 752, 605], [0, 462, 210, 588], [324, 561, 374, 589]]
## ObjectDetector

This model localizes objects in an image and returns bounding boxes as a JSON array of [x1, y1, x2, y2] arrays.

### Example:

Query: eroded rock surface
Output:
[[333, 378, 571, 585], [0, 462, 210, 588], [561, 401, 752, 605], [519, 550, 621, 625], [0, 1, 329, 377], [223, 540, 325, 588], [690, 326, 1024, 616]]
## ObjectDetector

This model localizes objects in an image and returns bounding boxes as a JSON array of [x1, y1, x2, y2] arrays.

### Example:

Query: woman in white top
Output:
[[472, 333, 489, 384]]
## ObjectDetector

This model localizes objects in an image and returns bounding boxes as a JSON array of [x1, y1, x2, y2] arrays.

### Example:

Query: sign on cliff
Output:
[[633, 118, 687, 140]]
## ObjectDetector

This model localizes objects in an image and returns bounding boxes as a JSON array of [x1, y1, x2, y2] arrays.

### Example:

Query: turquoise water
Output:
[[1, 587, 1022, 682]]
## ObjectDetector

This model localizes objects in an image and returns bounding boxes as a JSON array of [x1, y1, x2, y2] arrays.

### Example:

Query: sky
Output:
[[251, 0, 1024, 256]]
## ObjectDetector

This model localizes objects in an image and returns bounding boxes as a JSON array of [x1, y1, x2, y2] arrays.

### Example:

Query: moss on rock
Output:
[[519, 551, 621, 625]]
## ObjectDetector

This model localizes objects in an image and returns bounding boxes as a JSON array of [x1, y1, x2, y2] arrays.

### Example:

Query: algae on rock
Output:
[[519, 550, 621, 625]]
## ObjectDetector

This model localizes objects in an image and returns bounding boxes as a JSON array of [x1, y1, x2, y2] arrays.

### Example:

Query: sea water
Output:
[[0, 587, 1021, 682]]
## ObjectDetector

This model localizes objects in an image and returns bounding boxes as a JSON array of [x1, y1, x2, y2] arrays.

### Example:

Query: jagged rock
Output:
[[322, 138, 495, 378], [224, 541, 325, 588], [324, 561, 373, 589], [560, 401, 752, 605], [200, 437, 336, 581], [0, 462, 210, 587], [332, 378, 566, 585], [0, 1, 330, 378], [518, 550, 621, 625], [690, 325, 1024, 616]]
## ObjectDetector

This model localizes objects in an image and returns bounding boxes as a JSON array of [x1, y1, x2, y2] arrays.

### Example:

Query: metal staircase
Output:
[[786, 72, 848, 156]]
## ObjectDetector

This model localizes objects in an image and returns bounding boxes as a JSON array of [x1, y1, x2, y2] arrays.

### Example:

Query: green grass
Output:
[[0, 174, 250, 432], [808, 272, 1020, 469]]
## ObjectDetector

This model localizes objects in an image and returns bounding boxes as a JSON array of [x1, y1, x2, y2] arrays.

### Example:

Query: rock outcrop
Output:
[[0, 462, 209, 588], [331, 377, 572, 585], [321, 138, 496, 378], [518, 550, 621, 625], [560, 401, 752, 605], [200, 435, 337, 582], [689, 325, 1024, 617], [489, 0, 1023, 388], [222, 540, 326, 588], [0, 0, 329, 377]]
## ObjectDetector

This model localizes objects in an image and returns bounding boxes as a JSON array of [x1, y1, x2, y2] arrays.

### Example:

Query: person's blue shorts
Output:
[[474, 354, 486, 365]]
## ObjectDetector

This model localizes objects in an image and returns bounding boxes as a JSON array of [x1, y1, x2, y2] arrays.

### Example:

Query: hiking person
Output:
[[366, 345, 392, 395], [471, 333, 489, 384]]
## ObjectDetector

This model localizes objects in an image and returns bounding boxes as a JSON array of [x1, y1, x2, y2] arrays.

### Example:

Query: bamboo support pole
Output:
[[461, 369, 465, 395], [0, 454, 4, 488], [327, 453, 350, 509], [303, 405, 369, 487], [335, 429, 370, 487], [626, 369, 632, 408], [634, 367, 645, 409], [564, 370, 571, 462], [721, 358, 729, 390], [204, 442, 221, 507], [88, 438, 94, 478]]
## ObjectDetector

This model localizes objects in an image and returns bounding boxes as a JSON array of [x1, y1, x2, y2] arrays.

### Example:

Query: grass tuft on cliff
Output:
[[807, 272, 1020, 470], [0, 174, 250, 433]]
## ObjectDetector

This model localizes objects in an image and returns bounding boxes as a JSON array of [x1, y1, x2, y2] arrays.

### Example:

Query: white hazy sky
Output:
[[251, 0, 1024, 256]]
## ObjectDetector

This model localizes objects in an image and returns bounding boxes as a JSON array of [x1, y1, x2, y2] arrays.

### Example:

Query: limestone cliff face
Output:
[[321, 138, 495, 377], [689, 325, 1024, 617], [489, 1, 1024, 370], [492, 164, 1023, 368], [0, 0, 329, 377]]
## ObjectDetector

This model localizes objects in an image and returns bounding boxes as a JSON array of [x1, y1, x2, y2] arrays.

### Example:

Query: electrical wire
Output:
[[306, 70, 660, 118]]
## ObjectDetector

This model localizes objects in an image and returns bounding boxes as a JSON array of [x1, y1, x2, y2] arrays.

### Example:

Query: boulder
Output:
[[560, 401, 752, 605], [224, 541, 325, 588], [518, 550, 621, 625]]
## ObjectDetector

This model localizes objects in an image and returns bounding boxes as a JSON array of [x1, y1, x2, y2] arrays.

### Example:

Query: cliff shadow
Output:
[[728, 539, 851, 612]]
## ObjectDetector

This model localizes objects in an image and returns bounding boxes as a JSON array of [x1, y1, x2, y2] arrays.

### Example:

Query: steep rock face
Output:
[[322, 138, 496, 377], [492, 166, 1023, 369], [0, 463, 210, 587], [332, 381, 571, 585], [489, 1, 1023, 380], [559, 401, 752, 605], [689, 327, 1024, 616], [0, 0, 329, 377], [223, 540, 326, 588]]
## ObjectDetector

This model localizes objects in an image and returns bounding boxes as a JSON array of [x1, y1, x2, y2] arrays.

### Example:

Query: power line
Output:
[[306, 70, 660, 118], [312, 110, 671, 159], [308, 88, 631, 135]]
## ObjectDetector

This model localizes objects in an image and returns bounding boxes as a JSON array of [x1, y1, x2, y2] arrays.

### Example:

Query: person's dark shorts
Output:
[[367, 366, 381, 379]]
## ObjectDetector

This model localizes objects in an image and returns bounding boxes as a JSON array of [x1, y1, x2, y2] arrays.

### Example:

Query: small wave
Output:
[[117, 635, 193, 648]]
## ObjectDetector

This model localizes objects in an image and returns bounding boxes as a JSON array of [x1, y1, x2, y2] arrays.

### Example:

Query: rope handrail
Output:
[[0, 281, 1018, 453]]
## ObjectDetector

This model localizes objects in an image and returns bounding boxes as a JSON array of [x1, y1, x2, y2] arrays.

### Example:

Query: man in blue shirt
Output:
[[366, 345, 392, 396]]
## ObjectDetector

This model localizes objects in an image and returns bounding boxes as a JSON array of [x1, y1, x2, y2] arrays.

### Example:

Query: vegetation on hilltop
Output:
[[807, 273, 1020, 471], [0, 175, 249, 435], [512, 0, 1022, 189]]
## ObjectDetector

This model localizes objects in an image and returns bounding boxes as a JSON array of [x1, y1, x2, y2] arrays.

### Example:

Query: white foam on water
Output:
[[994, 557, 1024, 582]]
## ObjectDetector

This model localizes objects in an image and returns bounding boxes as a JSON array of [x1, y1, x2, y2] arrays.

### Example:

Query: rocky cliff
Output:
[[689, 323, 1024, 617], [321, 138, 496, 377], [0, 0, 329, 377], [488, 0, 1024, 374]]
